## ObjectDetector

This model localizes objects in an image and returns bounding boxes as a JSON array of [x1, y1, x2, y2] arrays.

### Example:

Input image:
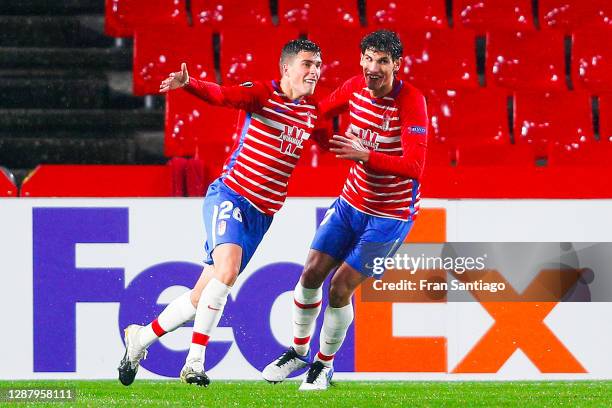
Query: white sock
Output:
[[186, 278, 232, 363], [138, 290, 196, 348], [316, 303, 354, 367], [292, 281, 322, 356]]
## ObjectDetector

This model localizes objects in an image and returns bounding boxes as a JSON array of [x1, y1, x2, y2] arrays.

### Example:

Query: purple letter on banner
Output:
[[33, 208, 127, 372]]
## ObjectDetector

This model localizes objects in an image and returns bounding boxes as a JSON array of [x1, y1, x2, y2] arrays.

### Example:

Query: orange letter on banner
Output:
[[451, 271, 586, 373], [354, 208, 447, 372]]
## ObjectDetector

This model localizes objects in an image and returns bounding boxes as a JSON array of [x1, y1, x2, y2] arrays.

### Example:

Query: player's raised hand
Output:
[[159, 63, 189, 93], [329, 131, 371, 163]]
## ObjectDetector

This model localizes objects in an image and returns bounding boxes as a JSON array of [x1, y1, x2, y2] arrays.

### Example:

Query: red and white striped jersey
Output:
[[321, 75, 428, 221], [185, 78, 320, 215]]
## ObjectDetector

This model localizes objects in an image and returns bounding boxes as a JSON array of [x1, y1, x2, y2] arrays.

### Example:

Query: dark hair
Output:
[[279, 38, 321, 69], [360, 30, 403, 61]]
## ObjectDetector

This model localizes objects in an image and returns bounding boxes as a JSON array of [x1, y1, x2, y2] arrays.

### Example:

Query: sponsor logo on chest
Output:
[[279, 125, 306, 155]]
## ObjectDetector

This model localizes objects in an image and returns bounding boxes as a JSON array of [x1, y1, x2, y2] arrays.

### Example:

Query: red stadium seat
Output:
[[400, 30, 479, 91], [572, 29, 612, 93], [165, 88, 240, 158], [455, 144, 535, 166], [454, 0, 535, 34], [547, 141, 612, 166], [427, 89, 511, 149], [599, 94, 612, 143], [104, 0, 188, 38], [0, 168, 17, 197], [307, 28, 366, 91], [365, 0, 448, 30], [486, 31, 566, 91], [513, 91, 594, 158], [539, 0, 612, 33], [219, 27, 301, 85], [133, 25, 215, 96], [191, 0, 273, 31], [278, 0, 360, 32]]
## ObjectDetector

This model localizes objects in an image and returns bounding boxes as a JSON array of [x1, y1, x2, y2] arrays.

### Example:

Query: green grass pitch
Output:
[[1, 380, 611, 407]]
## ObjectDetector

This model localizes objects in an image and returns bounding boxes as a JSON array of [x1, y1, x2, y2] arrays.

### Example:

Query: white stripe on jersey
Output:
[[239, 152, 291, 177], [350, 111, 401, 132], [242, 144, 296, 169], [252, 113, 313, 136], [349, 124, 401, 143], [362, 196, 411, 204], [232, 169, 287, 196], [236, 160, 287, 187], [352, 177, 410, 196], [349, 100, 399, 120], [355, 164, 397, 179], [246, 134, 300, 159], [340, 197, 411, 221], [352, 92, 398, 111], [262, 107, 313, 128], [226, 175, 285, 205], [351, 167, 412, 188]]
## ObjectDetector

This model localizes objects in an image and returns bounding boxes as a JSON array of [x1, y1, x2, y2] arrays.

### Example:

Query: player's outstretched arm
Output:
[[159, 63, 189, 93]]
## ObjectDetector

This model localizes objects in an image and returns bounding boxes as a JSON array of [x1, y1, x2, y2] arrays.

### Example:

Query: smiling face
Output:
[[282, 50, 322, 100], [360, 48, 400, 97]]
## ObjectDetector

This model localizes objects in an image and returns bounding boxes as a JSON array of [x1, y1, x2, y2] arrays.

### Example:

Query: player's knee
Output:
[[190, 288, 201, 307], [301, 262, 327, 288], [214, 264, 239, 286], [328, 283, 352, 308]]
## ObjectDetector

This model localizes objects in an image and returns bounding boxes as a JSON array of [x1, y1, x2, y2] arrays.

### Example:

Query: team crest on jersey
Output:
[[217, 220, 226, 236], [279, 125, 305, 155], [382, 111, 392, 131], [358, 128, 380, 150]]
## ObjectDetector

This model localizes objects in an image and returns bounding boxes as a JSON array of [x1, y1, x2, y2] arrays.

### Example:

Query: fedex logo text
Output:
[[32, 207, 587, 377]]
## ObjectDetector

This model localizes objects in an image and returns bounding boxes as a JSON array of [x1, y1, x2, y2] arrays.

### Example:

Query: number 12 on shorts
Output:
[[212, 200, 243, 242]]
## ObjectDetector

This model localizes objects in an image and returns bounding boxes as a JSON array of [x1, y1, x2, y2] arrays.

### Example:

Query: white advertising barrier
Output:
[[0, 198, 611, 380]]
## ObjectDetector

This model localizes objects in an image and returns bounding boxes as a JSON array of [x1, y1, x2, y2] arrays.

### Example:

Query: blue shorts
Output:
[[311, 198, 413, 278], [203, 178, 273, 273]]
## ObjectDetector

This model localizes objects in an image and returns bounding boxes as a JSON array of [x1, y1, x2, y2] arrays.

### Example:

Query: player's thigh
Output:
[[345, 216, 413, 278], [310, 199, 357, 263], [211, 243, 242, 285], [301, 249, 342, 288], [328, 262, 369, 307]]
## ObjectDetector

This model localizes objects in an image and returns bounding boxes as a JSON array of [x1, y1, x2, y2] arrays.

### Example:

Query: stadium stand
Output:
[[399, 29, 479, 91], [427, 88, 511, 148], [133, 25, 215, 95], [191, 0, 273, 31], [2, 0, 612, 198], [539, 0, 612, 33], [453, 0, 536, 34], [278, 0, 361, 32], [104, 0, 188, 38], [486, 30, 566, 90], [307, 27, 367, 93], [219, 26, 301, 85], [572, 29, 612, 93], [513, 91, 594, 159], [365, 0, 448, 30], [164, 88, 239, 158]]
